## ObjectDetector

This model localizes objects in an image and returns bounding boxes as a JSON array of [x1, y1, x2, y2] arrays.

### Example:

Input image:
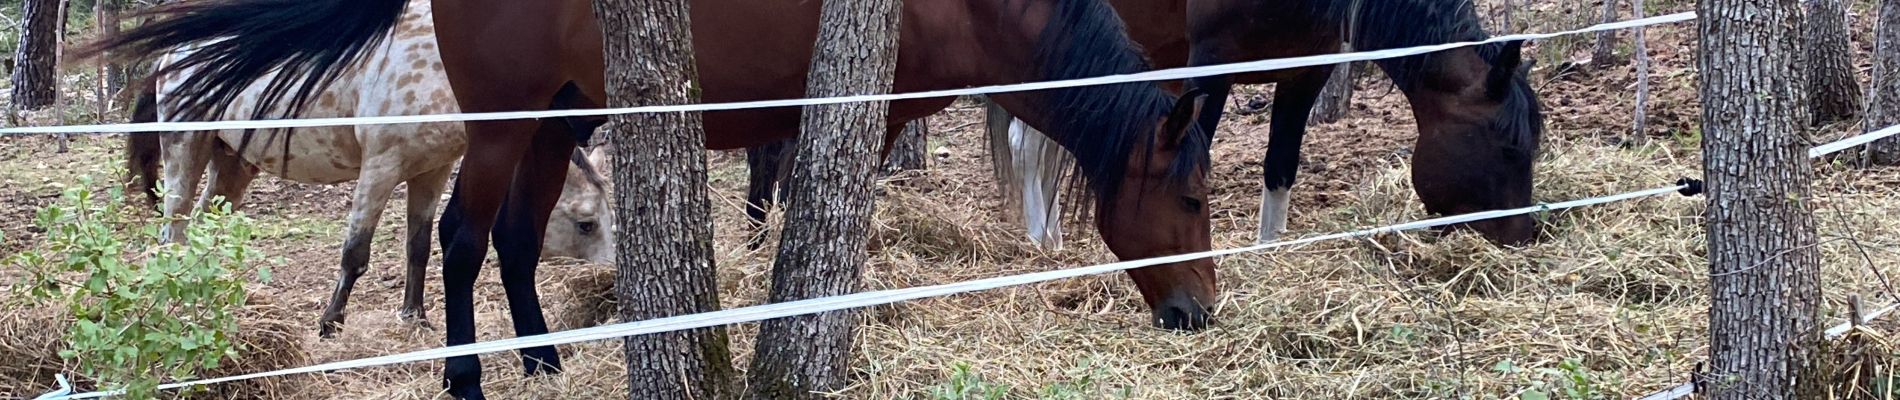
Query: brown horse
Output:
[[752, 0, 1545, 249], [86, 0, 1214, 397], [1178, 0, 1543, 245]]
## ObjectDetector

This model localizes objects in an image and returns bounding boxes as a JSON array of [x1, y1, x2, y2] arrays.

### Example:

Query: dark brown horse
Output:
[[749, 0, 1544, 249], [86, 0, 1215, 397], [1178, 0, 1543, 246]]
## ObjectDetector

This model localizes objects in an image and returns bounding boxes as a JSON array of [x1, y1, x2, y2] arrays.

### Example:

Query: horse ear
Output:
[[1163, 88, 1209, 149], [1486, 40, 1527, 100]]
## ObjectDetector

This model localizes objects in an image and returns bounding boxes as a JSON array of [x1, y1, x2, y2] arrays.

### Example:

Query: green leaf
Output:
[[1519, 389, 1549, 400]]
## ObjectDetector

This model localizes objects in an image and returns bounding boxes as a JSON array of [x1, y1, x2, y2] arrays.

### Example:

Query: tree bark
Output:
[[882, 118, 928, 176], [745, 0, 901, 397], [592, 0, 736, 398], [1805, 0, 1862, 126], [1868, 0, 1900, 164], [96, 0, 125, 103], [11, 0, 60, 110], [1698, 0, 1826, 398], [1310, 47, 1356, 124], [1501, 0, 1514, 33], [1593, 0, 1625, 67], [1630, 0, 1651, 143]]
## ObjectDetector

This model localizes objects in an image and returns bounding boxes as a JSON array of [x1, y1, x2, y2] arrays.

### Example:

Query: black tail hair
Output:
[[76, 0, 408, 128]]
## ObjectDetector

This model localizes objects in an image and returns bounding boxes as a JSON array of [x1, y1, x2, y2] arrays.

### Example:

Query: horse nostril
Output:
[[576, 221, 598, 234], [1152, 292, 1212, 331]]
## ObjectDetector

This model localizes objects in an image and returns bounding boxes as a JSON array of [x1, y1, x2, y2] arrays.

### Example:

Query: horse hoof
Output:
[[317, 317, 345, 339], [399, 308, 428, 324], [521, 347, 564, 375]]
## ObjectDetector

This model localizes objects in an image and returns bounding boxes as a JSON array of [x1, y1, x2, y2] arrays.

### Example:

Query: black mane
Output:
[[1029, 0, 1207, 216], [1350, 0, 1544, 151]]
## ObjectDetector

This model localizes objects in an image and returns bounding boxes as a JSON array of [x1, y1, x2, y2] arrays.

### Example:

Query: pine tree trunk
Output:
[[882, 118, 928, 176], [1593, 0, 1624, 67], [1310, 55, 1355, 123], [11, 0, 60, 110], [1698, 0, 1826, 397], [1868, 0, 1900, 164], [592, 0, 736, 398], [745, 0, 901, 397], [1805, 0, 1862, 126]]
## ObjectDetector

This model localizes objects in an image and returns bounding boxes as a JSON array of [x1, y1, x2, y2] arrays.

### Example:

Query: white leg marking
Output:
[[1258, 187, 1291, 244]]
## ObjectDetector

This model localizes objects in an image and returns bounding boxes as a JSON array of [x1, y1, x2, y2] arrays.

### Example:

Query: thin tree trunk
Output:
[[1698, 0, 1826, 397], [1867, 0, 1900, 164], [882, 118, 928, 176], [1805, 0, 1862, 126], [1593, 0, 1624, 67], [592, 0, 735, 398], [10, 0, 60, 110], [1310, 44, 1356, 124], [1630, 0, 1651, 143], [745, 0, 902, 397], [1501, 0, 1513, 33], [53, 0, 69, 153]]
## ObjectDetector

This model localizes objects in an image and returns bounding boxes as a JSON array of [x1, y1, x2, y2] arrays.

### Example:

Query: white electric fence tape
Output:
[[44, 10, 1873, 400], [0, 12, 1694, 135]]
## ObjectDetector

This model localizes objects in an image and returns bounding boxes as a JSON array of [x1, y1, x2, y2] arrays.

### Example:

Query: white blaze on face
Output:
[[543, 147, 615, 263]]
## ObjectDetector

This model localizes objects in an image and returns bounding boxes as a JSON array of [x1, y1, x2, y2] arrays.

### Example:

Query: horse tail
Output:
[[125, 81, 163, 209], [73, 0, 407, 130]]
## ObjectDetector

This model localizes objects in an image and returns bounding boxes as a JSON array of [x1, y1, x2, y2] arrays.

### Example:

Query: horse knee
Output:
[[340, 234, 374, 276]]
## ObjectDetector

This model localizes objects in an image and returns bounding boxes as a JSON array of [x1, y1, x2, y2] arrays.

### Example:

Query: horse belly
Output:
[[220, 129, 365, 184]]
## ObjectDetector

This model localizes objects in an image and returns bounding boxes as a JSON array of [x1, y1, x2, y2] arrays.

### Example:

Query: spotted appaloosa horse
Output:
[[991, 0, 1543, 246], [120, 0, 614, 338], [91, 0, 1215, 396]]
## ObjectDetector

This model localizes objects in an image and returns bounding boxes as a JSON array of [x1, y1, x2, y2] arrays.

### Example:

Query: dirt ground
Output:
[[7, 0, 1900, 398]]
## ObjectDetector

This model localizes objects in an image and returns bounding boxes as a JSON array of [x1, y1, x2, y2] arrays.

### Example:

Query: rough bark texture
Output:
[[745, 0, 902, 397], [1864, 0, 1900, 164], [11, 0, 60, 110], [1631, 0, 1652, 142], [1698, 0, 1827, 398], [1501, 0, 1514, 33], [1593, 0, 1625, 67], [882, 118, 929, 176], [593, 0, 736, 398], [95, 0, 124, 106], [1310, 45, 1355, 124], [1805, 0, 1862, 126]]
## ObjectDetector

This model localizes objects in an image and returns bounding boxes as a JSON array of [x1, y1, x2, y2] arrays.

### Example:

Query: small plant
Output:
[[1492, 357, 1619, 400], [9, 176, 269, 399], [926, 362, 1012, 400]]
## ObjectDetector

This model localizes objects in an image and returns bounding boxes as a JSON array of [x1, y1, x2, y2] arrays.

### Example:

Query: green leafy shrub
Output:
[[9, 176, 268, 399]]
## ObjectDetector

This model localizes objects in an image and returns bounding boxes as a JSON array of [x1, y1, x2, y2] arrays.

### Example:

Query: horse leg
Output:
[[744, 139, 790, 250], [316, 160, 403, 338], [157, 132, 214, 244], [439, 121, 537, 400], [400, 164, 453, 324], [490, 119, 576, 375], [1256, 68, 1332, 244]]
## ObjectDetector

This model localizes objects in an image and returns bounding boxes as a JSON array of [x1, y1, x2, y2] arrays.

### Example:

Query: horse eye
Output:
[[1181, 197, 1204, 213], [576, 221, 598, 234]]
